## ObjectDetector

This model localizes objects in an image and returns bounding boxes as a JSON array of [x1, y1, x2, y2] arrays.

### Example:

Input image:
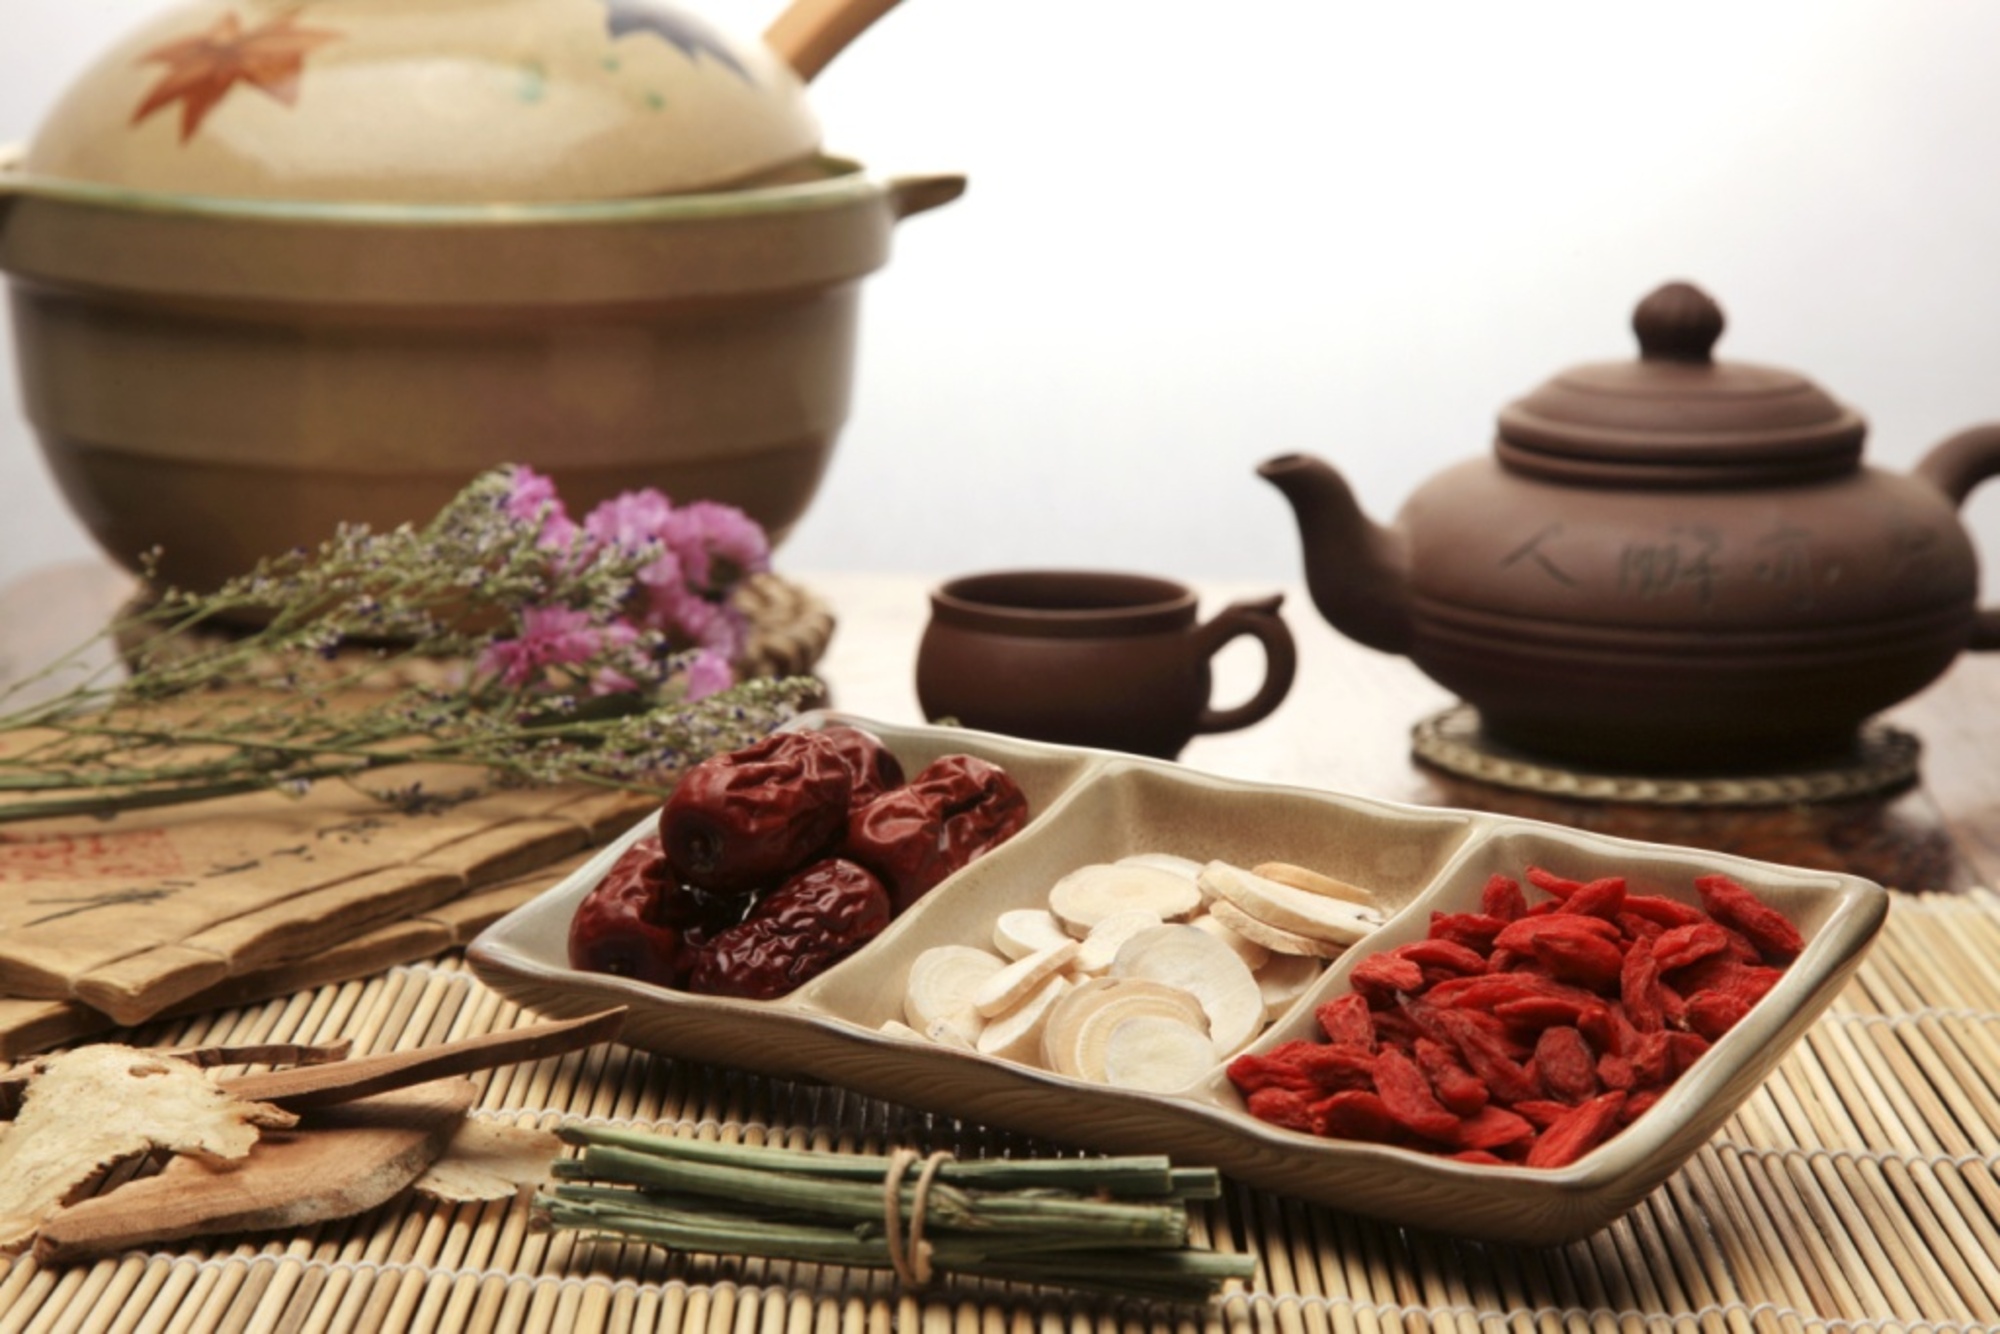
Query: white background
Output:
[[5, 1, 2000, 596]]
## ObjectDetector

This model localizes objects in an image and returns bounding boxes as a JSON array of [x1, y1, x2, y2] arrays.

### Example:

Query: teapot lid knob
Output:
[[1633, 281, 1725, 363]]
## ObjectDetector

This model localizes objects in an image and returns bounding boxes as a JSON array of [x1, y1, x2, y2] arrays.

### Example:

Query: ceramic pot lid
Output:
[[20, 0, 822, 204], [1495, 282, 1868, 483]]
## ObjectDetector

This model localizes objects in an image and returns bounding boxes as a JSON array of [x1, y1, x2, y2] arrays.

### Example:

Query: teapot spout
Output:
[[1257, 453, 1413, 655]]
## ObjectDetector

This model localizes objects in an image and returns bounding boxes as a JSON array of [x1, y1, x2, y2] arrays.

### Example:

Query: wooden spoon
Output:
[[764, 0, 906, 82]]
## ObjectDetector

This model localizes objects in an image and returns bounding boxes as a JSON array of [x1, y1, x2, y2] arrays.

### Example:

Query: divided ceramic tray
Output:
[[467, 711, 1889, 1245]]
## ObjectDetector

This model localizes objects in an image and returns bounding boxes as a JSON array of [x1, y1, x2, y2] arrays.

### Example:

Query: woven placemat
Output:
[[1, 888, 1996, 1331], [1413, 703, 1924, 807]]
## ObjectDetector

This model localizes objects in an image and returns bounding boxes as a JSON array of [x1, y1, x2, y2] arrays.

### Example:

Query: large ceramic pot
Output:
[[1261, 282, 2000, 773], [0, 0, 957, 591]]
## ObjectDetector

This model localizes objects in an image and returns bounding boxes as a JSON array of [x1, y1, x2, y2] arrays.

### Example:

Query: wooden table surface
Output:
[[4, 560, 1995, 895]]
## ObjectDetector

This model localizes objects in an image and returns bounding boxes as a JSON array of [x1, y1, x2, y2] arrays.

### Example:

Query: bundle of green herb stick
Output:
[[540, 1126, 1258, 1303]]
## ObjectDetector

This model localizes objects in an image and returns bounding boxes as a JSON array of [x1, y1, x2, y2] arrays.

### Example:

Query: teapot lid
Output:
[[1495, 282, 1867, 485]]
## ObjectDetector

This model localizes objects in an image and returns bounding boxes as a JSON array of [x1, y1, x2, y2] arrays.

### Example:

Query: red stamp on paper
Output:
[[0, 829, 185, 882]]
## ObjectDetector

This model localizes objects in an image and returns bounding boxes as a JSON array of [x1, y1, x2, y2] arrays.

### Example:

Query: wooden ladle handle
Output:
[[764, 0, 905, 82]]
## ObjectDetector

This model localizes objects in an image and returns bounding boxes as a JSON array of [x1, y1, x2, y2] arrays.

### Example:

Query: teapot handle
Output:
[[1915, 423, 2000, 650], [1190, 593, 1298, 735]]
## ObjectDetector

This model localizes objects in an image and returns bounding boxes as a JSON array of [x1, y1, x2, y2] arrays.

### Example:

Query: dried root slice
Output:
[[1255, 952, 1324, 1019], [904, 945, 1005, 1045], [0, 1044, 296, 1253], [1075, 908, 1167, 974], [992, 908, 1073, 959], [1190, 911, 1273, 971], [415, 1117, 564, 1204], [973, 940, 1079, 1017], [1208, 899, 1347, 959], [1115, 852, 1206, 883], [1048, 864, 1203, 935], [1199, 861, 1382, 946], [1252, 861, 1382, 910], [1041, 977, 1209, 1079], [923, 1015, 980, 1051], [1100, 1015, 1218, 1094], [1110, 924, 1265, 1057], [975, 973, 1071, 1063]]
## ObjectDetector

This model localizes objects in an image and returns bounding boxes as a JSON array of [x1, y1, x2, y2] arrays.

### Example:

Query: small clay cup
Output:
[[916, 570, 1297, 759]]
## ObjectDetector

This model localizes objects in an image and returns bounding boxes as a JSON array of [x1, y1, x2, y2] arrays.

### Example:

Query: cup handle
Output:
[[1191, 593, 1298, 735]]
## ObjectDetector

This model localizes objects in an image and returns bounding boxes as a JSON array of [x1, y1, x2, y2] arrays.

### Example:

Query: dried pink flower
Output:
[[479, 606, 634, 690], [503, 465, 578, 549]]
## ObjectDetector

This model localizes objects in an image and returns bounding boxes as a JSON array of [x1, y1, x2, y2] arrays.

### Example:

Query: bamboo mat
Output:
[[4, 887, 1999, 1333]]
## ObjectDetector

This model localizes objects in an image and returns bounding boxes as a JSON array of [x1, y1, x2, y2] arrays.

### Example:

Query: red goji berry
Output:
[[1525, 1091, 1627, 1167], [1314, 992, 1377, 1050], [1596, 1052, 1636, 1090], [1666, 955, 1783, 1005], [1228, 1042, 1376, 1097], [1430, 910, 1507, 953], [1695, 873, 1804, 961], [1564, 877, 1629, 919], [1668, 1030, 1712, 1075], [1685, 990, 1755, 1039], [1494, 995, 1593, 1030], [1451, 1103, 1538, 1152], [1621, 894, 1709, 929], [1350, 951, 1425, 998], [1493, 913, 1623, 953], [1372, 1047, 1463, 1141], [1369, 1007, 1425, 1050], [1397, 938, 1489, 976], [1226, 1048, 1316, 1095], [1285, 1042, 1378, 1095], [1525, 866, 1587, 899], [1244, 1087, 1316, 1134], [1620, 936, 1666, 1033], [1620, 1088, 1666, 1124], [1430, 971, 1601, 1011], [1413, 1037, 1490, 1116], [1511, 1099, 1573, 1129], [1652, 921, 1732, 971], [1533, 1025, 1600, 1103], [1480, 874, 1528, 920], [1422, 1005, 1541, 1104], [1310, 1090, 1402, 1143], [1523, 925, 1626, 991], [1615, 910, 1667, 942], [1628, 1030, 1673, 1088], [1577, 1001, 1637, 1057]]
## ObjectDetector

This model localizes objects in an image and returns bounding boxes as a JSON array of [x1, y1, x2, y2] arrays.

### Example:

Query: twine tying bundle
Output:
[[881, 1147, 953, 1288]]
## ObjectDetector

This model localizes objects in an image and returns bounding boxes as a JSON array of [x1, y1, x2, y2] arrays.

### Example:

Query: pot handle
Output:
[[1191, 593, 1298, 736], [887, 173, 967, 221], [1915, 422, 2000, 650]]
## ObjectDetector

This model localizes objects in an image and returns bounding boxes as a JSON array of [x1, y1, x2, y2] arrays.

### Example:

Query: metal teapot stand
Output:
[[1411, 703, 1922, 809]]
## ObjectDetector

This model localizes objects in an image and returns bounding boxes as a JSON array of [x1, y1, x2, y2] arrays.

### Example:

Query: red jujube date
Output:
[[686, 857, 892, 999], [567, 837, 685, 988], [659, 729, 852, 895], [816, 724, 906, 808], [843, 753, 1029, 914]]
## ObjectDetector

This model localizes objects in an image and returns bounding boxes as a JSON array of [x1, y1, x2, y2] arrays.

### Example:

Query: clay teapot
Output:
[[1260, 281, 2000, 773]]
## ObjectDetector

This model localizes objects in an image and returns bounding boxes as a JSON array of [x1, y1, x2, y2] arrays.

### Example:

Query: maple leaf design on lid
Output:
[[132, 9, 343, 142]]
